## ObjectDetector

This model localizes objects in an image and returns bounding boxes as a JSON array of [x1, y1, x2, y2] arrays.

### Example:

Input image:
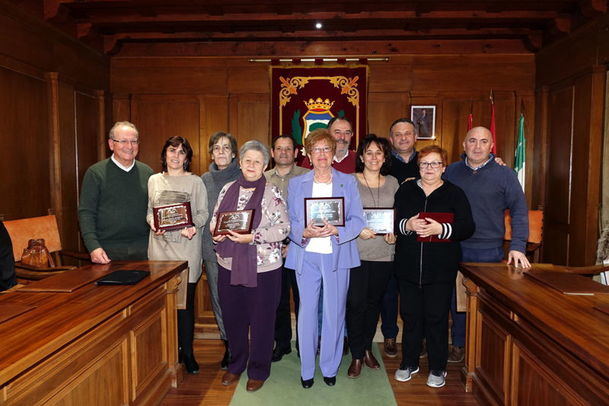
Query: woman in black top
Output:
[[393, 145, 474, 388]]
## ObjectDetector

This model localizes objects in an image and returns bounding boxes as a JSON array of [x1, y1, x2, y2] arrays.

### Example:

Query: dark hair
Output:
[[418, 145, 448, 166], [389, 118, 416, 136], [327, 116, 352, 130], [272, 134, 295, 149], [355, 134, 392, 175], [208, 131, 238, 158], [161, 136, 193, 172]]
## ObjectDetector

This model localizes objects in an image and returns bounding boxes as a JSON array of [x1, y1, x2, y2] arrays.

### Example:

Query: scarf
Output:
[[215, 174, 266, 287]]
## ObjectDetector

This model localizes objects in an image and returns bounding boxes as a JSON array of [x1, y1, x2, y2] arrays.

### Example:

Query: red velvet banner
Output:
[[270, 66, 368, 154]]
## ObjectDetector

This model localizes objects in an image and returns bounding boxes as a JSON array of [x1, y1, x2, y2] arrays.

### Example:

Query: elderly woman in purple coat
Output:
[[285, 128, 366, 389]]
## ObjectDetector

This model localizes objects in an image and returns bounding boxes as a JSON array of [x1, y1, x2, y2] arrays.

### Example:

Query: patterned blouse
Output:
[[210, 180, 290, 273]]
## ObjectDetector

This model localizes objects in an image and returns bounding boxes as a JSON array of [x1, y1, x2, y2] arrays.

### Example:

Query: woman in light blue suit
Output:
[[285, 128, 366, 389]]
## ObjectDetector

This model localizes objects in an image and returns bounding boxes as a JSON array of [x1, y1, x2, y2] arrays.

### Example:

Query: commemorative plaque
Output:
[[363, 207, 394, 235], [153, 202, 193, 231], [214, 209, 254, 236], [304, 197, 345, 227]]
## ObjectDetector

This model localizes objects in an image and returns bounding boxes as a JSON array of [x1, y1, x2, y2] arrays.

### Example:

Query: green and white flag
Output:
[[514, 113, 526, 191]]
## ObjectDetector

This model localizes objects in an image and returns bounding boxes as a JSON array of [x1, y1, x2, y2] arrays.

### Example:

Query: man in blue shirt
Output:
[[444, 126, 530, 362]]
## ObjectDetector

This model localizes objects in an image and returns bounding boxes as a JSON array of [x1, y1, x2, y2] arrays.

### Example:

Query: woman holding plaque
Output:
[[147, 136, 208, 374], [393, 145, 474, 388], [201, 131, 241, 369], [210, 140, 289, 392], [346, 134, 399, 378], [285, 128, 365, 389]]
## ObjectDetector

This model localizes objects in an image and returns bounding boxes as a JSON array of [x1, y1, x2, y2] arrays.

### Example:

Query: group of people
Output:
[[77, 116, 529, 393]]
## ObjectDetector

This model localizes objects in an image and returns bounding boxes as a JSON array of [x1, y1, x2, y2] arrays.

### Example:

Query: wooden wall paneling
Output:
[[130, 95, 201, 173], [46, 73, 63, 231], [112, 94, 132, 125], [228, 65, 269, 94], [57, 80, 77, 253], [96, 90, 107, 162], [0, 66, 50, 220], [75, 90, 103, 252], [198, 95, 230, 174], [367, 92, 410, 141], [533, 86, 550, 211], [111, 62, 228, 95], [368, 62, 413, 93], [543, 86, 574, 265], [568, 69, 605, 265], [228, 93, 270, 148]]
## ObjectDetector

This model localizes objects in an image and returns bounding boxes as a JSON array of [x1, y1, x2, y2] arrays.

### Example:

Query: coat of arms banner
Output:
[[271, 66, 368, 151]]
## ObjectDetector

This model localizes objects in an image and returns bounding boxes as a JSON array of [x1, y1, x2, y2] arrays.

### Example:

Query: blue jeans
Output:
[[451, 246, 504, 347]]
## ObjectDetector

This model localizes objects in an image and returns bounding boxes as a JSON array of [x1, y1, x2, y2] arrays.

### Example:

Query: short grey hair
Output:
[[239, 140, 270, 167], [109, 121, 138, 139]]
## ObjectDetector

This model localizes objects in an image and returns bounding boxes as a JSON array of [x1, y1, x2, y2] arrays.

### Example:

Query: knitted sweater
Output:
[[200, 159, 241, 262], [78, 158, 153, 253], [389, 151, 419, 184], [444, 157, 528, 253]]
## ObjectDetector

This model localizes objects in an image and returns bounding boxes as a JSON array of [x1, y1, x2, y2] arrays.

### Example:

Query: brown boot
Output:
[[364, 350, 380, 369], [347, 358, 363, 378]]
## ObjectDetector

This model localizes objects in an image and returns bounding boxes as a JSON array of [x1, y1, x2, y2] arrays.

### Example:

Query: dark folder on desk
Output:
[[96, 270, 150, 286]]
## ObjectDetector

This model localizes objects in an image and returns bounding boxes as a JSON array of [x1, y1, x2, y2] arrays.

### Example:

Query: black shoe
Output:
[[272, 346, 292, 362], [301, 377, 314, 389], [221, 340, 231, 370], [183, 354, 200, 374], [323, 376, 336, 386]]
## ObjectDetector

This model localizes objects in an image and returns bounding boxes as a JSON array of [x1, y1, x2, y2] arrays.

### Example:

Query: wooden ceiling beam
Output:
[[109, 37, 533, 57], [67, 10, 565, 25], [91, 18, 550, 35]]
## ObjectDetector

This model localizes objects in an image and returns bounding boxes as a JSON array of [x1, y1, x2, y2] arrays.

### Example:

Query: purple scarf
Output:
[[215, 174, 266, 287]]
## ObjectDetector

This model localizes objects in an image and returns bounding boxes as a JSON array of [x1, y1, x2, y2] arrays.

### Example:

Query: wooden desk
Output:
[[0, 260, 187, 406], [460, 262, 609, 406]]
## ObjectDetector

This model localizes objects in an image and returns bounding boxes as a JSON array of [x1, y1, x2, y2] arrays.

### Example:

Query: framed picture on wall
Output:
[[411, 105, 436, 139]]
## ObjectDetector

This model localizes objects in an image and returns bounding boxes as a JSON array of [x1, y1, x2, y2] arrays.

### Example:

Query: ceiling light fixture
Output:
[[315, 22, 323, 29]]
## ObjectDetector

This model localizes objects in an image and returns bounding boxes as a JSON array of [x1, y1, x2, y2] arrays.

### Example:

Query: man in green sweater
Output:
[[78, 121, 153, 264]]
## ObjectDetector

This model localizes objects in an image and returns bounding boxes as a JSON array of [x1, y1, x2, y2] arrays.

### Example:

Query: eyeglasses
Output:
[[310, 146, 332, 155], [112, 139, 139, 146], [419, 161, 443, 169]]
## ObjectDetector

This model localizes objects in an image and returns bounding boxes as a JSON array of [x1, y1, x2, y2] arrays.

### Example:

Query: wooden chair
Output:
[[4, 214, 89, 280], [504, 209, 543, 263]]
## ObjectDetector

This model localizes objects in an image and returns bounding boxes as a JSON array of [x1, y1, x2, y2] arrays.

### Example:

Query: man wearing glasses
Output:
[[443, 126, 529, 363], [78, 121, 153, 264], [301, 117, 357, 174]]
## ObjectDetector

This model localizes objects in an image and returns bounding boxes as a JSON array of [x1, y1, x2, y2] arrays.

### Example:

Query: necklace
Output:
[[363, 172, 381, 207]]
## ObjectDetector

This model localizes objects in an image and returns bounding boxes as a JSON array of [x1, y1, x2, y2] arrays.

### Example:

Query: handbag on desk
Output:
[[21, 239, 55, 268]]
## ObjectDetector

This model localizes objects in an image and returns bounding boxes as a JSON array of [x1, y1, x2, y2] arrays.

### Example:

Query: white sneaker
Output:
[[394, 366, 419, 382], [426, 370, 447, 388]]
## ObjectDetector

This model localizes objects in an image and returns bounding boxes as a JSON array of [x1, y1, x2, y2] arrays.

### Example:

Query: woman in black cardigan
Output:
[[393, 145, 474, 388]]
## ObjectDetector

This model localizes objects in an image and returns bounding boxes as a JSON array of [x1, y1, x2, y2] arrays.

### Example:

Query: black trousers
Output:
[[274, 266, 300, 350], [398, 279, 453, 371], [178, 282, 197, 358], [347, 260, 393, 358]]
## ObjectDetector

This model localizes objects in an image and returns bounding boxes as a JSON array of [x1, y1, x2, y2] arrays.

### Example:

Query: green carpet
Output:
[[229, 344, 397, 406]]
